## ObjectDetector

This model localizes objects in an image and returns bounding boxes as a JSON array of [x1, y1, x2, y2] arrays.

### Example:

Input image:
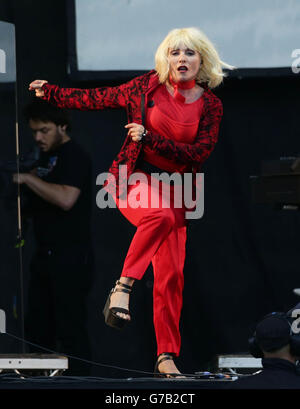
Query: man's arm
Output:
[[13, 173, 80, 211]]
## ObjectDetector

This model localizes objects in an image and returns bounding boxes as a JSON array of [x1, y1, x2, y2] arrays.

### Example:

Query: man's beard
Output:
[[46, 131, 64, 152]]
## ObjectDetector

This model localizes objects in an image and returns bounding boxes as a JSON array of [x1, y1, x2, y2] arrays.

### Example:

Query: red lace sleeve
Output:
[[143, 97, 223, 165], [41, 82, 130, 111]]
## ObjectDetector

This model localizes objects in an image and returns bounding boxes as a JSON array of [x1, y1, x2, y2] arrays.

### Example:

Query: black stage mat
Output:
[[0, 373, 234, 390]]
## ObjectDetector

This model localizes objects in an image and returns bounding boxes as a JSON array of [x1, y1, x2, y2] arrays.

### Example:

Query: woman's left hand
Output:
[[125, 123, 146, 142]]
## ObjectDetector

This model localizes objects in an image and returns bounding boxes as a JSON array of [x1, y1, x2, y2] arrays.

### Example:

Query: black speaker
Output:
[[251, 174, 300, 205], [251, 157, 300, 206]]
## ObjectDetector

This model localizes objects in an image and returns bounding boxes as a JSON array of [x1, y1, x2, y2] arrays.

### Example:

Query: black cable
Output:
[[3, 331, 193, 378], [2, 332, 242, 380]]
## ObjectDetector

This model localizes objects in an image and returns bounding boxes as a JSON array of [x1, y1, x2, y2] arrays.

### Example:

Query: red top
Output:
[[143, 84, 204, 173], [40, 70, 223, 198]]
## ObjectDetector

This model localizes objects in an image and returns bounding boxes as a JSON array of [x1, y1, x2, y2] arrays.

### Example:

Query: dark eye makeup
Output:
[[170, 49, 196, 56]]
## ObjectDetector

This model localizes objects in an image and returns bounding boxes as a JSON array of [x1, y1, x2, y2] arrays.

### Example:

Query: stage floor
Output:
[[0, 373, 233, 390]]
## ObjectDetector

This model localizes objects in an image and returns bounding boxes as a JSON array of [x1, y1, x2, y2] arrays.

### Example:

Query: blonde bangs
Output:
[[167, 30, 198, 53]]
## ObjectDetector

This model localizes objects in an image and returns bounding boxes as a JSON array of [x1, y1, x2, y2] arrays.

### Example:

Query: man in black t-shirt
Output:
[[13, 99, 93, 375]]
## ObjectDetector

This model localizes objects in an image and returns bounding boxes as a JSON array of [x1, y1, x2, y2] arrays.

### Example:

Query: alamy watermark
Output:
[[96, 165, 204, 220], [291, 49, 300, 74], [0, 309, 6, 334], [291, 309, 300, 334], [0, 49, 6, 74]]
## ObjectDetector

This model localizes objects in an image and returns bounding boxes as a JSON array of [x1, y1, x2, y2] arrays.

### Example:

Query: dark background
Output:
[[0, 0, 300, 377]]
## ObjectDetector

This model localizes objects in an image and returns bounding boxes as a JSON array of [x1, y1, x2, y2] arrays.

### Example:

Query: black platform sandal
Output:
[[103, 280, 132, 330], [154, 353, 183, 378]]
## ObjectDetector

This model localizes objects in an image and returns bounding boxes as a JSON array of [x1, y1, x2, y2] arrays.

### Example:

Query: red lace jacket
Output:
[[41, 70, 223, 197]]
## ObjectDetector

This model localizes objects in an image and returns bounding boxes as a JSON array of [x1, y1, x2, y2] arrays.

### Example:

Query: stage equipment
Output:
[[0, 354, 68, 377], [214, 354, 262, 375], [251, 158, 300, 295], [0, 147, 39, 201], [251, 157, 300, 209]]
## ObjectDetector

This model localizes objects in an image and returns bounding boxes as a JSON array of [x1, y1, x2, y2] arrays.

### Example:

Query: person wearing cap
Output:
[[229, 312, 300, 389]]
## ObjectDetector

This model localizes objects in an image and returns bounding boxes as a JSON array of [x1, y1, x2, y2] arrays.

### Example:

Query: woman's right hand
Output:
[[28, 80, 48, 97]]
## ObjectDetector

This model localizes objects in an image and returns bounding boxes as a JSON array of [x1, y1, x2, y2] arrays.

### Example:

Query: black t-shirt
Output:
[[27, 139, 92, 246]]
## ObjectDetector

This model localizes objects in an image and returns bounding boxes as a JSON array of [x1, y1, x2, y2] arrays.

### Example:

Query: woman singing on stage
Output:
[[29, 27, 232, 377]]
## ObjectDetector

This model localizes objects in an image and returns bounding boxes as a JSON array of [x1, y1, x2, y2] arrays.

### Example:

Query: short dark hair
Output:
[[23, 98, 71, 131]]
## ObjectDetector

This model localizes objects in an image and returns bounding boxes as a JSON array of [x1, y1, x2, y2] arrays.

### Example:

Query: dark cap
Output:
[[256, 313, 291, 352]]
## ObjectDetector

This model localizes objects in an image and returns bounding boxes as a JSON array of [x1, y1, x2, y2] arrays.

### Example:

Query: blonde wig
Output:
[[155, 27, 234, 88]]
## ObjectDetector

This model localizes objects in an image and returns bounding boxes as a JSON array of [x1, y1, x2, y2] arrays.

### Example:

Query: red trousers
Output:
[[115, 172, 187, 357]]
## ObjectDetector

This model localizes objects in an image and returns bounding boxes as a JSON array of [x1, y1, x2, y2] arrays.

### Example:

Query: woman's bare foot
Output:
[[109, 277, 134, 320]]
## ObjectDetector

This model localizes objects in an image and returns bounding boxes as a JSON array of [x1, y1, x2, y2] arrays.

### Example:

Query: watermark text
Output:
[[291, 49, 300, 74], [291, 309, 300, 334], [96, 166, 204, 220], [0, 49, 6, 74], [0, 309, 6, 334]]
